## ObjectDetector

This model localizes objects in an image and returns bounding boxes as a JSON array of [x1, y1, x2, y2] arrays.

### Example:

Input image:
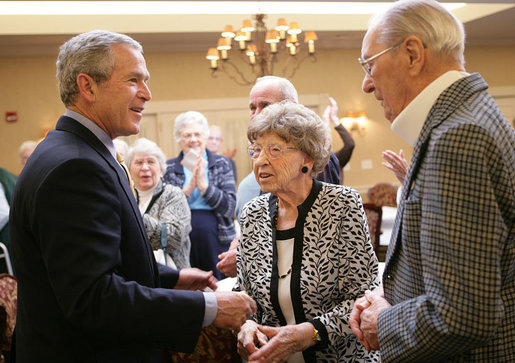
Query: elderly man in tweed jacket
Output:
[[349, 1, 514, 362]]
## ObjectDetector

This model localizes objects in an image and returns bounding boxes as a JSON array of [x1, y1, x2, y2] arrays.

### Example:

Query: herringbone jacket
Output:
[[379, 73, 515, 362]]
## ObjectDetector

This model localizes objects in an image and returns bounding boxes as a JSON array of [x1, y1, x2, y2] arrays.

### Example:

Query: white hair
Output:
[[369, 0, 465, 65], [173, 111, 210, 143], [255, 76, 299, 103], [127, 138, 167, 173]]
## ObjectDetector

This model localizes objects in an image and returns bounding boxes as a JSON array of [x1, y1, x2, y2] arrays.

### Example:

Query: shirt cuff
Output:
[[202, 292, 218, 327]]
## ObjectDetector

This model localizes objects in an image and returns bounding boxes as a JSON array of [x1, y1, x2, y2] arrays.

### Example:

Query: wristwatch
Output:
[[312, 327, 322, 344]]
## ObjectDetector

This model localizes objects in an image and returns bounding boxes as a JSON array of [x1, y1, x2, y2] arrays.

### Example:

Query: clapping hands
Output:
[[182, 155, 208, 197], [322, 96, 341, 127]]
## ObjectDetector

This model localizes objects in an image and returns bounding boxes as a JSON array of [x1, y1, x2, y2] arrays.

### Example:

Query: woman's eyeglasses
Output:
[[247, 144, 297, 160]]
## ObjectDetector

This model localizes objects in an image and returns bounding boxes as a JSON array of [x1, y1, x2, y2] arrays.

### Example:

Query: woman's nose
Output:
[[253, 150, 269, 165]]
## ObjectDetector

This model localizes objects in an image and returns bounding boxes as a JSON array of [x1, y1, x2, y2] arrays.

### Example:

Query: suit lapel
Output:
[[384, 73, 488, 267], [56, 116, 140, 211], [55, 117, 154, 265]]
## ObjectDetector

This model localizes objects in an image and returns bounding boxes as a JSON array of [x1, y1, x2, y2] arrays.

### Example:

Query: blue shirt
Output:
[[183, 150, 212, 210]]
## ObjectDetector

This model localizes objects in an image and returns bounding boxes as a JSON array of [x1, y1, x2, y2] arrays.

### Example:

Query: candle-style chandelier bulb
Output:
[[206, 14, 317, 85]]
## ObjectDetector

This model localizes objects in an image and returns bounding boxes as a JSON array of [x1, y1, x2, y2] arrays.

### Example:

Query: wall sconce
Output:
[[341, 111, 367, 136]]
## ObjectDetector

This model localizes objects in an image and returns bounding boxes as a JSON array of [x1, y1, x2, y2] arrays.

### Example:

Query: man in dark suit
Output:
[[9, 30, 256, 362], [349, 0, 514, 362]]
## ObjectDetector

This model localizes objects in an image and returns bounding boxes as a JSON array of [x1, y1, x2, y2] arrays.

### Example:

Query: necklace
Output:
[[279, 266, 292, 279], [273, 198, 279, 228], [275, 197, 293, 279]]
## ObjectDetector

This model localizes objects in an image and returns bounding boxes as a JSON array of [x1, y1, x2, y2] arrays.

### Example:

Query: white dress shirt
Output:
[[392, 70, 469, 146]]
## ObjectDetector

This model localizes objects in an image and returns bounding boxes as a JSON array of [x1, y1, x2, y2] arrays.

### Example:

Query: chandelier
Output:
[[206, 14, 318, 86]]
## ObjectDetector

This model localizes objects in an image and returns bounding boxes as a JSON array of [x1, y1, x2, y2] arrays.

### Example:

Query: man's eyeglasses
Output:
[[247, 144, 297, 160], [358, 40, 403, 76]]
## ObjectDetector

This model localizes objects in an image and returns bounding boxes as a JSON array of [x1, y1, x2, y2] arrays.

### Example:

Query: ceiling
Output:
[[0, 1, 514, 57]]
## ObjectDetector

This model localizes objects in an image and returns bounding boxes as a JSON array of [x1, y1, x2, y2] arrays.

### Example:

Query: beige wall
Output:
[[1, 45, 514, 192]]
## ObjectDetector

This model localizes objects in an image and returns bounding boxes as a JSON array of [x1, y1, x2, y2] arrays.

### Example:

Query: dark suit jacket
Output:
[[379, 74, 515, 361], [10, 116, 205, 362]]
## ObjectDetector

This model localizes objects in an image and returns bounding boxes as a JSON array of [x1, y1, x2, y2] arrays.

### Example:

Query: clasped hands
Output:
[[237, 321, 315, 363], [349, 285, 391, 351]]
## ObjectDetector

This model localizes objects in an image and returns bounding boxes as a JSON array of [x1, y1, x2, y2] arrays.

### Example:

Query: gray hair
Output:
[[370, 0, 465, 66], [255, 76, 299, 103], [248, 102, 330, 178], [56, 30, 143, 107], [174, 111, 210, 143], [127, 138, 167, 173]]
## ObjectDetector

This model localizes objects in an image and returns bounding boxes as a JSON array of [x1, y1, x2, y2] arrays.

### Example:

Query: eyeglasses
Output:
[[132, 157, 158, 168], [181, 132, 203, 141], [358, 40, 403, 76], [247, 144, 298, 160]]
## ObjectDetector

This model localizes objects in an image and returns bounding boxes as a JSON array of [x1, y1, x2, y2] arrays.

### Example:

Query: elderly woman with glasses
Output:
[[235, 102, 380, 362], [163, 111, 236, 280], [127, 138, 191, 270]]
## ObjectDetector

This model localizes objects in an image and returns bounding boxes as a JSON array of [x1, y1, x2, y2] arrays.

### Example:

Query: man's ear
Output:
[[403, 36, 426, 76], [77, 73, 97, 102]]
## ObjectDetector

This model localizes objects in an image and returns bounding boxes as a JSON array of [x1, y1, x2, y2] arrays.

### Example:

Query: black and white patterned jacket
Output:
[[236, 180, 380, 362]]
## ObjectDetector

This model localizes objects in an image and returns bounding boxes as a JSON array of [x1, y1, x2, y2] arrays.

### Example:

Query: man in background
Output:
[[349, 1, 514, 361], [206, 125, 237, 183], [18, 140, 38, 168], [10, 30, 255, 362]]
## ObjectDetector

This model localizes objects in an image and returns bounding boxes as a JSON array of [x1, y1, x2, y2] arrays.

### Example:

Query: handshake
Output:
[[176, 267, 256, 331], [213, 291, 257, 331]]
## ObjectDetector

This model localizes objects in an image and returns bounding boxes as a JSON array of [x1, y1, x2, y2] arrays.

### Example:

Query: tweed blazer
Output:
[[236, 180, 380, 362], [379, 73, 515, 362], [163, 150, 236, 245], [140, 180, 192, 270]]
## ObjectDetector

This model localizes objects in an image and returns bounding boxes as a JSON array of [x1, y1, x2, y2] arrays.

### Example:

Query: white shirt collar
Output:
[[64, 109, 117, 160], [391, 70, 469, 146]]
